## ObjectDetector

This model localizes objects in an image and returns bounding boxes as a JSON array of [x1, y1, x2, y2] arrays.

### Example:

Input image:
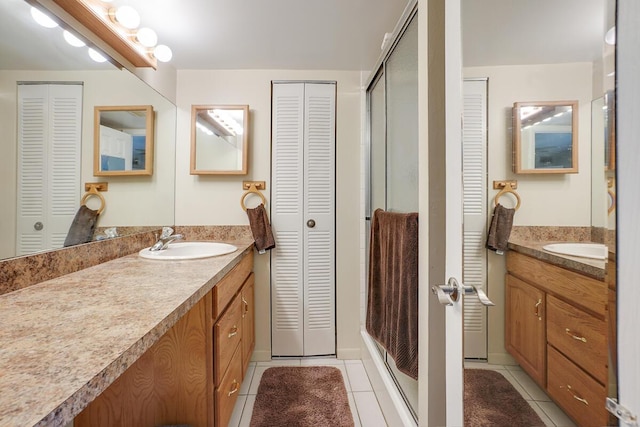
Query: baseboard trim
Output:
[[487, 352, 517, 366]]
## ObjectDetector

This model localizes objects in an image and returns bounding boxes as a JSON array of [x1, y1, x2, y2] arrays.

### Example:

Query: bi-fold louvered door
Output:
[[462, 79, 488, 358], [270, 82, 336, 356], [17, 83, 82, 255]]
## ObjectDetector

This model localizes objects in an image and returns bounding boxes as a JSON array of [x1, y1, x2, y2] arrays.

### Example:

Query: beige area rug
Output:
[[250, 366, 354, 427], [465, 369, 546, 427]]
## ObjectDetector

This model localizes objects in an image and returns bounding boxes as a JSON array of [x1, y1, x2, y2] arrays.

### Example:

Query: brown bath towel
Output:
[[63, 205, 99, 247], [366, 208, 419, 380], [486, 203, 515, 254], [246, 203, 276, 253]]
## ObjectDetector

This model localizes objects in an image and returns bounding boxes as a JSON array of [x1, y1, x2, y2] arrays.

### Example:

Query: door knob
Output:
[[307, 219, 316, 228]]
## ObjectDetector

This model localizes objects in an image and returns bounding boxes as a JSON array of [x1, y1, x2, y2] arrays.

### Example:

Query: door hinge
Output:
[[606, 397, 638, 426]]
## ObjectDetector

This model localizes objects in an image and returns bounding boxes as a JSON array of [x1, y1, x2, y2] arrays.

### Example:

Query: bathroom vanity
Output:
[[0, 239, 254, 427], [505, 242, 609, 426]]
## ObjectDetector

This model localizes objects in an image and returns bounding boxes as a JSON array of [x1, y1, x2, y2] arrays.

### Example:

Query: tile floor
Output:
[[229, 358, 576, 427], [229, 358, 388, 427], [464, 361, 577, 427]]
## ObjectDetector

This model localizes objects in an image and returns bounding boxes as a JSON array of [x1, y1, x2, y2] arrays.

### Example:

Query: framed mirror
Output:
[[94, 105, 155, 176], [190, 105, 249, 175], [512, 100, 579, 174]]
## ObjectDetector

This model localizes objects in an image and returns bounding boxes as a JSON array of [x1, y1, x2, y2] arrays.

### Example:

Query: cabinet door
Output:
[[505, 274, 546, 387], [242, 273, 255, 373]]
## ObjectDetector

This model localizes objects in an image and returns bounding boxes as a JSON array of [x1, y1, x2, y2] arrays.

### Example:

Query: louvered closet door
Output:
[[17, 84, 82, 255], [462, 79, 488, 358], [271, 82, 336, 357]]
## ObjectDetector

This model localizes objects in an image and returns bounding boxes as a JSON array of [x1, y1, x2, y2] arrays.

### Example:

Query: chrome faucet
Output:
[[149, 227, 184, 251]]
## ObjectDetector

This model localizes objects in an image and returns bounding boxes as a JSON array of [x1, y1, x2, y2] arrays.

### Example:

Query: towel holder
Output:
[[240, 181, 266, 211], [493, 180, 521, 211], [81, 182, 107, 214]]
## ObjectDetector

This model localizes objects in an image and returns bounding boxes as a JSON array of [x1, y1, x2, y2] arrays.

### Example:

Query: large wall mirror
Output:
[[94, 105, 155, 176], [0, 0, 176, 260], [512, 100, 579, 174], [190, 104, 249, 175]]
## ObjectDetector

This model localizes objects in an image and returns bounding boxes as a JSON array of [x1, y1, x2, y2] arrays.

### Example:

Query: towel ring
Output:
[[240, 184, 266, 211], [494, 184, 521, 211], [81, 187, 106, 214], [608, 189, 616, 215]]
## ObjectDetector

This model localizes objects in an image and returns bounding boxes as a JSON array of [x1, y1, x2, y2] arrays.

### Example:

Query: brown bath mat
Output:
[[250, 366, 354, 427], [465, 369, 545, 426]]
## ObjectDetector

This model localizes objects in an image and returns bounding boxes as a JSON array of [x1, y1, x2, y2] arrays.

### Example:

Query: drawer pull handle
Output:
[[565, 328, 587, 343], [228, 380, 239, 396], [242, 297, 248, 318], [534, 299, 542, 320], [565, 384, 589, 406], [228, 326, 238, 338]]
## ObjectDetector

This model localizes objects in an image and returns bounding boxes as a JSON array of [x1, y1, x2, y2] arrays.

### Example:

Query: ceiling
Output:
[[2, 0, 609, 72]]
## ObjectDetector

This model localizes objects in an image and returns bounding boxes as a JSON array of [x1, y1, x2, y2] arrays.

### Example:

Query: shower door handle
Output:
[[306, 219, 316, 228]]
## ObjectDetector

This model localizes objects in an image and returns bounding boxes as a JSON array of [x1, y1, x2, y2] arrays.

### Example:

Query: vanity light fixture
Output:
[[209, 109, 243, 136], [63, 30, 86, 47], [136, 27, 158, 48], [31, 7, 59, 28], [605, 26, 616, 45], [88, 47, 107, 62], [32, 0, 172, 69], [110, 5, 140, 30]]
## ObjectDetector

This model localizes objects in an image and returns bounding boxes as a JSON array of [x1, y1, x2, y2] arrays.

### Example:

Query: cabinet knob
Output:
[[306, 219, 316, 228]]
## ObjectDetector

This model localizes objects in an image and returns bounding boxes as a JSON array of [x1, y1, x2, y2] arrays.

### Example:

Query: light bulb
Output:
[[31, 7, 58, 28], [63, 30, 85, 47], [153, 44, 172, 62], [605, 26, 616, 46], [88, 48, 107, 63], [113, 6, 140, 29], [136, 27, 158, 48]]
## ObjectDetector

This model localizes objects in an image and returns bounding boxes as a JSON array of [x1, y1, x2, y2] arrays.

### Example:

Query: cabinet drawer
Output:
[[215, 344, 243, 427], [213, 251, 253, 318], [507, 251, 606, 317], [547, 345, 608, 427], [214, 295, 242, 386], [547, 295, 607, 384]]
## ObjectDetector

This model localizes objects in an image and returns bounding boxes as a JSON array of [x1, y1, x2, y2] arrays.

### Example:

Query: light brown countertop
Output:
[[0, 240, 253, 427], [508, 239, 606, 280]]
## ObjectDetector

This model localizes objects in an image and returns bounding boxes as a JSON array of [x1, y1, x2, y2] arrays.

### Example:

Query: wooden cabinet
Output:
[[242, 273, 255, 373], [76, 250, 255, 427], [505, 251, 608, 427], [505, 274, 546, 387]]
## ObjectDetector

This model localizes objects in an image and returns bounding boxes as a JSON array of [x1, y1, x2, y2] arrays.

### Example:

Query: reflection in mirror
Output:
[[513, 101, 579, 174], [604, 90, 615, 171], [0, 0, 176, 260], [190, 105, 249, 175], [94, 105, 155, 176]]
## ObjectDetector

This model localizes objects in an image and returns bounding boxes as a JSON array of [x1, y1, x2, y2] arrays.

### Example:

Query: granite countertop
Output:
[[0, 240, 253, 427], [508, 239, 606, 280]]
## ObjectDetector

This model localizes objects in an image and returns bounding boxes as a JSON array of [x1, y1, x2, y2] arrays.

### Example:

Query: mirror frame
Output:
[[190, 104, 249, 175], [93, 105, 155, 176], [512, 100, 579, 174]]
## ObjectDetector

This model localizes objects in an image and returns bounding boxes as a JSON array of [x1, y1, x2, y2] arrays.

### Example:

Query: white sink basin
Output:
[[139, 242, 238, 260], [542, 243, 608, 260]]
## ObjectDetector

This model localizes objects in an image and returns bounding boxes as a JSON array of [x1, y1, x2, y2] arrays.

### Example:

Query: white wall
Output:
[[0, 69, 175, 258], [176, 69, 363, 360], [463, 62, 594, 363]]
